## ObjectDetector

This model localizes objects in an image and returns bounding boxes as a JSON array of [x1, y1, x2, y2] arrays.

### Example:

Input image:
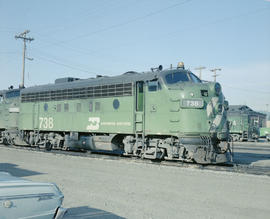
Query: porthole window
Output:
[[113, 99, 120, 110], [44, 103, 48, 111]]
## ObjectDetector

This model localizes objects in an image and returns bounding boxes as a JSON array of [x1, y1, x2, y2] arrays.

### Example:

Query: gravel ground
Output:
[[0, 144, 270, 219]]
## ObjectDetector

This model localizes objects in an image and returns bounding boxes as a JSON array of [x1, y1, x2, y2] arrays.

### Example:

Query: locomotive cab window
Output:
[[189, 73, 201, 83], [148, 80, 161, 92], [165, 72, 189, 84]]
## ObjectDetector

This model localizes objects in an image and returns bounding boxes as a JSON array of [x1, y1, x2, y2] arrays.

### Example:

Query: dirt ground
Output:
[[0, 142, 270, 219]]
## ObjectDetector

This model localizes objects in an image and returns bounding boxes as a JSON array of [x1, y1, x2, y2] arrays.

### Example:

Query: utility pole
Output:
[[210, 68, 221, 82], [194, 66, 206, 80], [15, 30, 34, 88]]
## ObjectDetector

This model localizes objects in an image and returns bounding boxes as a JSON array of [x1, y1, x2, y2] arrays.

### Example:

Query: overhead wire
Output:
[[34, 55, 97, 75], [26, 0, 193, 72], [3, 2, 269, 83], [28, 4, 270, 81], [38, 0, 124, 36], [31, 48, 104, 75], [32, 3, 269, 63], [35, 0, 192, 48], [89, 6, 270, 55]]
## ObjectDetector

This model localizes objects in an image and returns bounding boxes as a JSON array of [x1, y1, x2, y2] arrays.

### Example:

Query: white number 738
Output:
[[39, 117, 54, 129]]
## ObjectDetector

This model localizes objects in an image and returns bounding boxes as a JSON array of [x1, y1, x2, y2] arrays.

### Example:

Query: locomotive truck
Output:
[[0, 63, 231, 164]]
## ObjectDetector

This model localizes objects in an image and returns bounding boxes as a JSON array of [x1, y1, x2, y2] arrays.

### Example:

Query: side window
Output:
[[57, 104, 61, 112], [95, 102, 100, 112], [89, 102, 93, 112], [76, 103, 81, 112], [148, 80, 160, 92], [64, 103, 69, 112]]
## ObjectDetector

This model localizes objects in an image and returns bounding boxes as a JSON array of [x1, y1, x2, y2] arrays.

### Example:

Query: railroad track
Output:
[[1, 144, 270, 177]]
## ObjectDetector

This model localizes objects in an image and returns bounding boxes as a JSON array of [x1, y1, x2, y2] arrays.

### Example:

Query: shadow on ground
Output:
[[64, 206, 124, 219], [233, 152, 270, 165], [0, 163, 43, 177], [233, 146, 270, 152]]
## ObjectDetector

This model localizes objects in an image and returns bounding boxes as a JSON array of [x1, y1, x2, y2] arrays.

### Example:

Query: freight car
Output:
[[0, 63, 231, 164], [227, 105, 266, 141]]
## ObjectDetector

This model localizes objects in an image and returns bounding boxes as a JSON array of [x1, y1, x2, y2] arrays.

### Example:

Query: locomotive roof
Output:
[[0, 89, 6, 95], [228, 105, 266, 117], [21, 69, 189, 94]]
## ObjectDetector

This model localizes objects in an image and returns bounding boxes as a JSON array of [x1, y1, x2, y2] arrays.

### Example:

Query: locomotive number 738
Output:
[[39, 117, 54, 129]]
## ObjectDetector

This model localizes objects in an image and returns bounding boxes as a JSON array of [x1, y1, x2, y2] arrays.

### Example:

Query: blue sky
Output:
[[0, 0, 269, 111]]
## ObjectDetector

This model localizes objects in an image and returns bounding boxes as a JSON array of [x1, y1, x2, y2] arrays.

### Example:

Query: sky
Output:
[[0, 0, 269, 111]]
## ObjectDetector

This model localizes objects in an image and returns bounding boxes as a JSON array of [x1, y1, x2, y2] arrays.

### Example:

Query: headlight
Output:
[[214, 83, 221, 95]]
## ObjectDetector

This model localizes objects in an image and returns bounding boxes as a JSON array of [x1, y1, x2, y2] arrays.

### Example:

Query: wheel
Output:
[[3, 138, 9, 145], [45, 142, 52, 151]]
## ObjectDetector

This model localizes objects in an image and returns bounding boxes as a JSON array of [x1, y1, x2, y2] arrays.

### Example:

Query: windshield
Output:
[[164, 71, 202, 84], [165, 72, 190, 84], [189, 73, 201, 83]]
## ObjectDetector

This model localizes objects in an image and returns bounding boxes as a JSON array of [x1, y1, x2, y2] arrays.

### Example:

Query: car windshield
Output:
[[165, 72, 190, 84]]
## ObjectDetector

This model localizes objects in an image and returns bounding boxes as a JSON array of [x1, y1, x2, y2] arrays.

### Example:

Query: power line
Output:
[[94, 6, 270, 55], [29, 0, 192, 64], [37, 0, 192, 47], [38, 0, 132, 36], [36, 4, 268, 62], [32, 48, 100, 73], [34, 55, 98, 75]]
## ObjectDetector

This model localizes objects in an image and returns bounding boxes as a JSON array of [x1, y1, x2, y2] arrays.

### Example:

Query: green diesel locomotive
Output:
[[259, 127, 270, 141], [0, 63, 231, 164], [0, 88, 21, 144], [228, 105, 266, 141]]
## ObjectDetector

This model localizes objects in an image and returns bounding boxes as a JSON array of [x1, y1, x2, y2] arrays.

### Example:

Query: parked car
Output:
[[0, 172, 66, 219]]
